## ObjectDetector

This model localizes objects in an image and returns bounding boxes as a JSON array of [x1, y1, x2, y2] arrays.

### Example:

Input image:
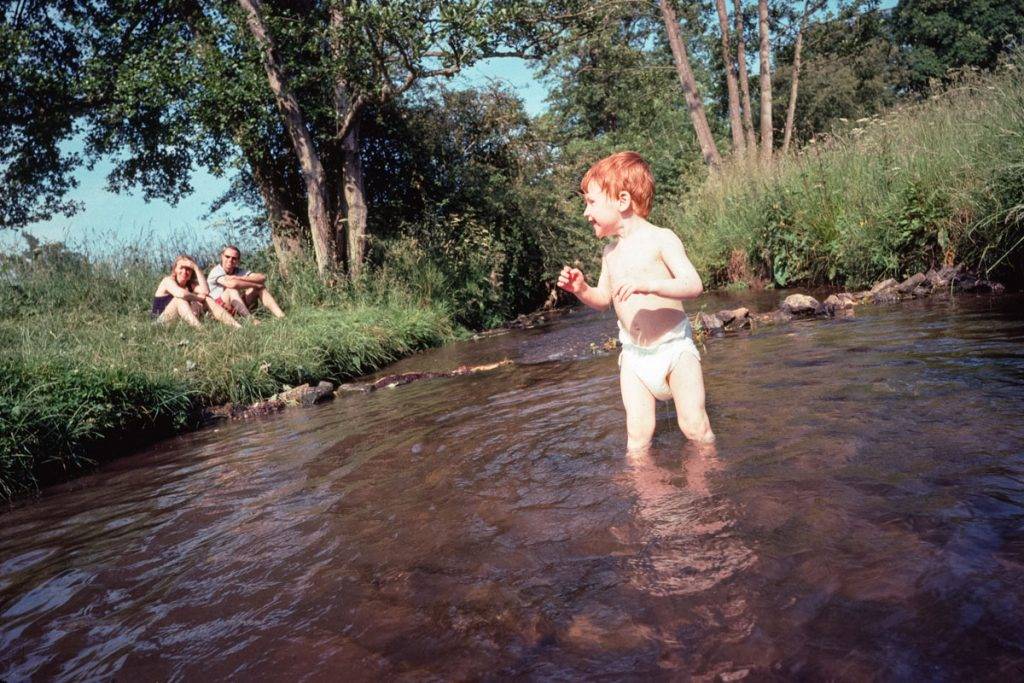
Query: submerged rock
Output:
[[752, 310, 792, 326], [780, 293, 822, 316]]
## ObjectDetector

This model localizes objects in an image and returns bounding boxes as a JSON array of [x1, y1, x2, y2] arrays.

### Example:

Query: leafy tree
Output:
[[1, 0, 564, 277], [772, 5, 904, 143], [1, 1, 88, 228], [893, 0, 1024, 91]]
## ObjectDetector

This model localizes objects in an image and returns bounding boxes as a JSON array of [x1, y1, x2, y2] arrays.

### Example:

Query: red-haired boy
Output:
[[558, 151, 714, 450]]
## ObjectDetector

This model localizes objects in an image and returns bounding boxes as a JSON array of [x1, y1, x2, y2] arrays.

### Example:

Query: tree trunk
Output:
[[330, 5, 368, 279], [238, 0, 336, 275], [757, 0, 773, 165], [714, 0, 744, 154], [734, 0, 757, 153], [781, 1, 810, 156], [249, 155, 304, 274], [658, 0, 722, 168], [341, 119, 368, 279]]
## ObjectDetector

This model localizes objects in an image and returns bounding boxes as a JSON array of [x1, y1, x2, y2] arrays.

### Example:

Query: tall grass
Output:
[[669, 59, 1024, 289], [0, 245, 455, 499]]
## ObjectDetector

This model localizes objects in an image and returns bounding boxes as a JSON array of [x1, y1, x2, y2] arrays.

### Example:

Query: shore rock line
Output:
[[202, 361, 513, 422], [691, 265, 1005, 338], [202, 380, 337, 422]]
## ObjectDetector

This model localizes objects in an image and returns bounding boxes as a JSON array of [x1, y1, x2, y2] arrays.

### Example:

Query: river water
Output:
[[2, 293, 1023, 680]]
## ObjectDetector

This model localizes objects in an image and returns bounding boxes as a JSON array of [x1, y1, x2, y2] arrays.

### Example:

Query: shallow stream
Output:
[[2, 292, 1023, 679]]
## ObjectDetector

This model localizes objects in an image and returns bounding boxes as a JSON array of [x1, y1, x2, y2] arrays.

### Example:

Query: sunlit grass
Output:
[[670, 58, 1024, 289]]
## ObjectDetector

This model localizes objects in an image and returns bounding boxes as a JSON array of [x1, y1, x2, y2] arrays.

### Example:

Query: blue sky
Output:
[[6, 57, 549, 253]]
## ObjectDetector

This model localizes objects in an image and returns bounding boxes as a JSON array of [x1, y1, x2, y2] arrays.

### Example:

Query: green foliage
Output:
[[893, 0, 1024, 91], [664, 61, 1024, 290], [361, 87, 550, 327], [772, 5, 906, 147]]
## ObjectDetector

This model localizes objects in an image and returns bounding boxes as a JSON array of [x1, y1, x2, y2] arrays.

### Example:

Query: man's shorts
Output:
[[214, 297, 237, 315]]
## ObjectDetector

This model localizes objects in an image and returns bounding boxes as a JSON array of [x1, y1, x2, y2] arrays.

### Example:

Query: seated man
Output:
[[207, 244, 285, 320]]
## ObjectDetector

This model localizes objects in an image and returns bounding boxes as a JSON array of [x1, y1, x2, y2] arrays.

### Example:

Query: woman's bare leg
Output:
[[176, 298, 203, 328], [158, 298, 201, 328]]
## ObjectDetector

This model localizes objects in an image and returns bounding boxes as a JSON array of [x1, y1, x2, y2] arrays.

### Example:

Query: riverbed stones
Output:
[[752, 310, 792, 326], [953, 272, 979, 292], [912, 285, 931, 298], [717, 307, 750, 330], [896, 273, 927, 293], [869, 278, 898, 295], [823, 294, 854, 315], [276, 382, 335, 406], [310, 381, 335, 404], [872, 288, 901, 303], [780, 293, 822, 316], [926, 265, 961, 288], [695, 312, 725, 336]]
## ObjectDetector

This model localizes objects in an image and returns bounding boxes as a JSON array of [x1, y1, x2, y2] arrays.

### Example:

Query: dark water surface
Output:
[[3, 293, 1024, 680]]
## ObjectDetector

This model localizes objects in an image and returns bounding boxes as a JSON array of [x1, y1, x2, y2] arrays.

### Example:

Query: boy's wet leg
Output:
[[668, 354, 715, 444], [620, 365, 657, 450]]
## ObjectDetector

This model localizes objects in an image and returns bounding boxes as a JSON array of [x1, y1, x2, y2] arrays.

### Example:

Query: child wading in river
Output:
[[558, 151, 714, 450]]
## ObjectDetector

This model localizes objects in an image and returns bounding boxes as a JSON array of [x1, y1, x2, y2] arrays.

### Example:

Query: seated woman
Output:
[[152, 255, 241, 328]]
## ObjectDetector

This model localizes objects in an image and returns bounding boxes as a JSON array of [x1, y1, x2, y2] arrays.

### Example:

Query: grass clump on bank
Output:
[[668, 58, 1024, 289], [0, 246, 455, 499]]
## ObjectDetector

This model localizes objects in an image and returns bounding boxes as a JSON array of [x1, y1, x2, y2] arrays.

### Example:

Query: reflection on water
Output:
[[2, 294, 1024, 679]]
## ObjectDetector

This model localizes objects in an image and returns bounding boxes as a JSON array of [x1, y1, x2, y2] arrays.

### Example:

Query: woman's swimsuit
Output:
[[618, 317, 701, 401], [151, 294, 174, 318]]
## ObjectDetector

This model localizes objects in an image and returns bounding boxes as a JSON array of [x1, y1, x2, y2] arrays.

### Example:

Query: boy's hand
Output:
[[613, 279, 653, 301], [557, 266, 587, 294]]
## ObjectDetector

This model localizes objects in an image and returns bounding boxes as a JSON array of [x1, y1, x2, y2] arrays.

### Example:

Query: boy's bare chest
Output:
[[606, 241, 669, 282]]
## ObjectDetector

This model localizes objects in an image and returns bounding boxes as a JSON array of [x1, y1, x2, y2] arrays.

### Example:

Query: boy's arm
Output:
[[613, 230, 702, 301], [558, 252, 612, 310]]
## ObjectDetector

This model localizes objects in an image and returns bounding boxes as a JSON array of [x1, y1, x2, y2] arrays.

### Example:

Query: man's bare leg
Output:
[[620, 365, 657, 451], [222, 288, 253, 317], [259, 288, 285, 318], [205, 297, 242, 328]]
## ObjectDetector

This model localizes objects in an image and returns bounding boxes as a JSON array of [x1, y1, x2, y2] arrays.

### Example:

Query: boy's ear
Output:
[[616, 190, 633, 212]]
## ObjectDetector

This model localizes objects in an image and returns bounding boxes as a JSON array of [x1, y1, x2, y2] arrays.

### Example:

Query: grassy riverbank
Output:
[[664, 61, 1024, 289], [0, 251, 455, 499]]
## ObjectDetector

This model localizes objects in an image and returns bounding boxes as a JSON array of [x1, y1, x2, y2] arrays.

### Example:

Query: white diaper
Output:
[[618, 317, 701, 401]]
